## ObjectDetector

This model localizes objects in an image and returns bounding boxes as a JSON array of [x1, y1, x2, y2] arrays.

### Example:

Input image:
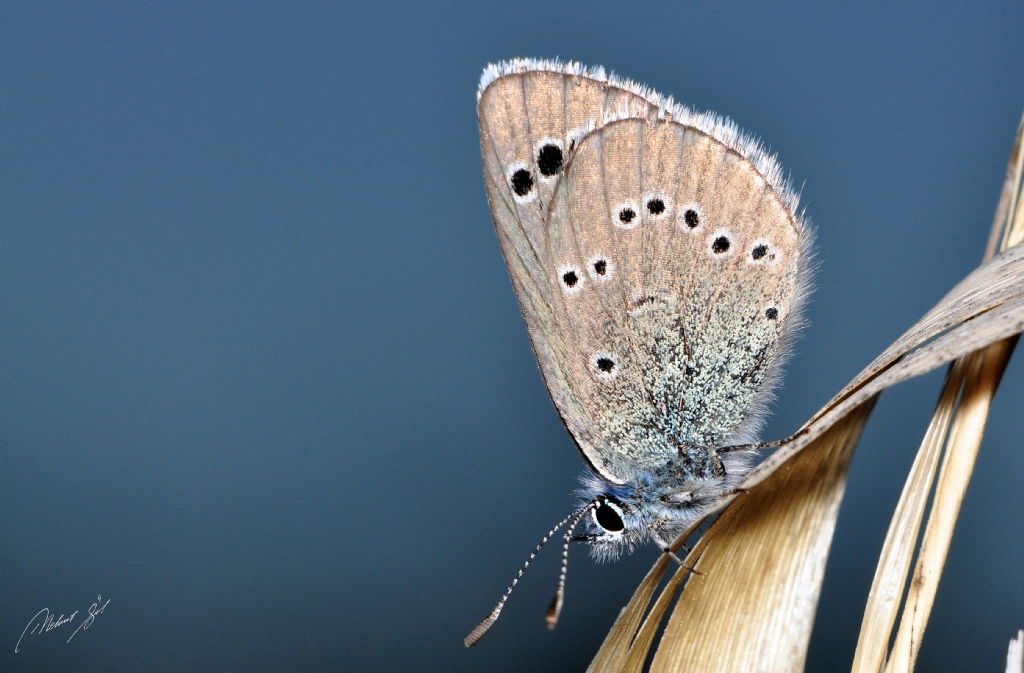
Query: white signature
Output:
[[15, 594, 110, 653]]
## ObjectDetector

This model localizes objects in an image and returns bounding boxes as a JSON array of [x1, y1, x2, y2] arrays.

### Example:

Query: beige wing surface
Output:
[[544, 117, 807, 478], [477, 61, 809, 482]]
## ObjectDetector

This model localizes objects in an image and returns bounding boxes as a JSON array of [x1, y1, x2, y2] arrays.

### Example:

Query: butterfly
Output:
[[466, 59, 811, 647]]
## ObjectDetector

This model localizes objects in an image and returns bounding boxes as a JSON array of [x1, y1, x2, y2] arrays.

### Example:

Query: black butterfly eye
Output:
[[594, 501, 624, 533]]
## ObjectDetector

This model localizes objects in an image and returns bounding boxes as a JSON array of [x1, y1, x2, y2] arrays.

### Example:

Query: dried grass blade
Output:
[[615, 531, 721, 673], [1000, 111, 1024, 251], [647, 401, 875, 673], [587, 555, 672, 673], [588, 518, 711, 673], [884, 338, 1017, 673], [849, 360, 964, 673], [618, 556, 699, 673], [804, 243, 1024, 432], [879, 107, 1024, 673]]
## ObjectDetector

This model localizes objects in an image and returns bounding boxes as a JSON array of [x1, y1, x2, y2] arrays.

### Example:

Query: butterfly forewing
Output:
[[477, 67, 662, 482]]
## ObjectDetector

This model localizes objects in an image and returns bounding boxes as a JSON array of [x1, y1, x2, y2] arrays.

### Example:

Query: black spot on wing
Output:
[[511, 168, 534, 197], [684, 209, 700, 228], [536, 144, 563, 177]]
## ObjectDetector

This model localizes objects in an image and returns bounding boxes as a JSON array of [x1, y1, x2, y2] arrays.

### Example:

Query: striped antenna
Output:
[[464, 503, 594, 647], [545, 505, 591, 629]]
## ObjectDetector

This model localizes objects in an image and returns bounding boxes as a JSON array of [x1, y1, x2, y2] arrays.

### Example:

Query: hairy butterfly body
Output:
[[467, 59, 811, 647]]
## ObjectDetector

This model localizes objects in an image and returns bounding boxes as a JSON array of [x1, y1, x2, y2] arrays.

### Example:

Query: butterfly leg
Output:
[[716, 427, 811, 454], [689, 487, 748, 500], [650, 531, 701, 575], [660, 488, 744, 506]]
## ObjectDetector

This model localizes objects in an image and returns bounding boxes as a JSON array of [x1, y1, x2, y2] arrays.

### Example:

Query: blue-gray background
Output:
[[3, 4, 1024, 672]]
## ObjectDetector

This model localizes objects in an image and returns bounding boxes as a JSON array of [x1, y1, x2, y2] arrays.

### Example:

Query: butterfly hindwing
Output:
[[548, 118, 804, 478]]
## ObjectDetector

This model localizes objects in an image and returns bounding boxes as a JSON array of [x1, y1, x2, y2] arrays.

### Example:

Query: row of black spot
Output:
[[612, 205, 775, 264], [617, 198, 677, 226], [514, 146, 778, 312], [560, 239, 773, 291], [616, 200, 702, 231], [509, 146, 708, 236], [562, 266, 780, 322]]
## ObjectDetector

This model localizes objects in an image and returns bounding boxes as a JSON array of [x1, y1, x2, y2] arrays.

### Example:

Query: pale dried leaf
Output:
[[588, 520, 709, 673], [885, 339, 1016, 673], [849, 360, 963, 673], [877, 107, 1024, 673], [1001, 112, 1024, 250], [613, 528, 726, 672], [587, 555, 671, 673], [618, 559, 696, 673]]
